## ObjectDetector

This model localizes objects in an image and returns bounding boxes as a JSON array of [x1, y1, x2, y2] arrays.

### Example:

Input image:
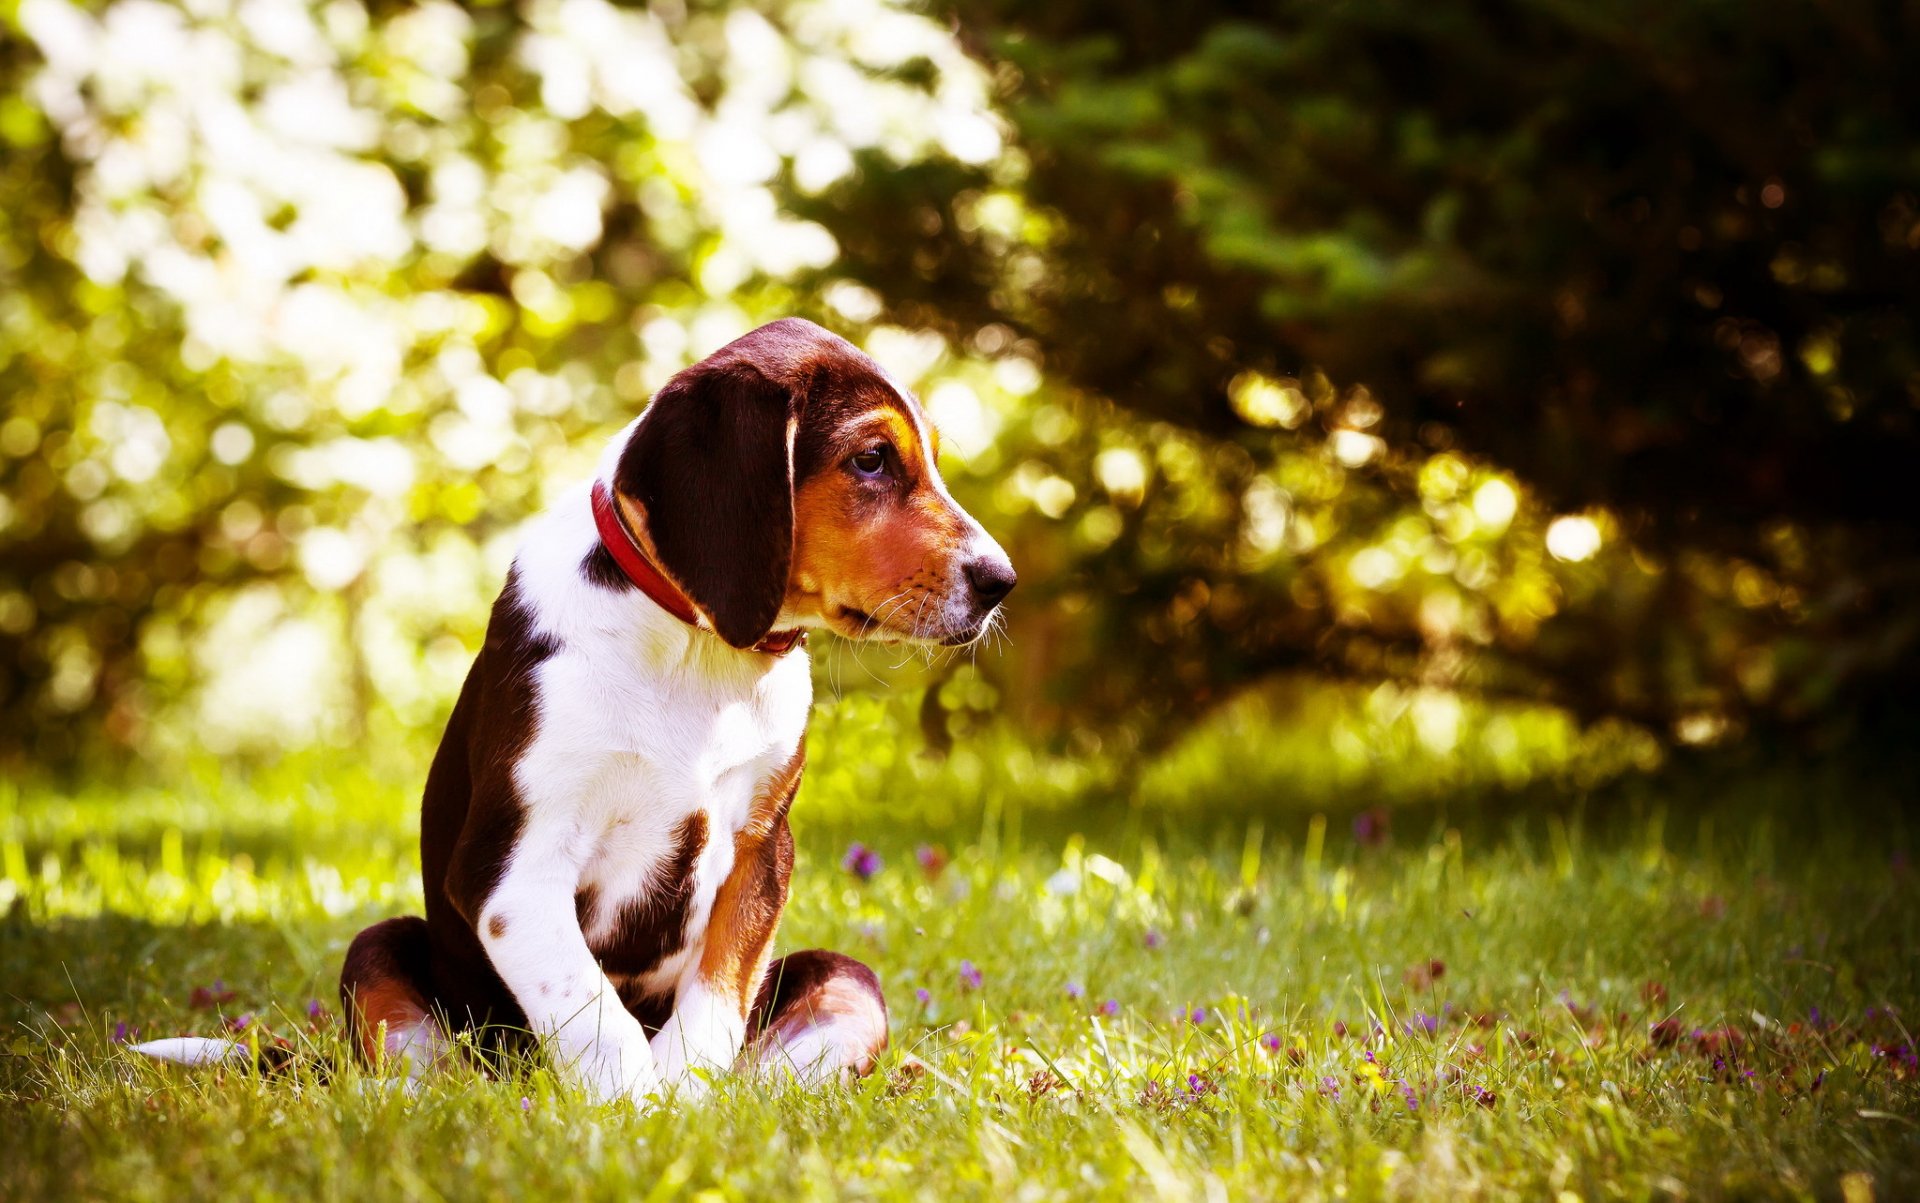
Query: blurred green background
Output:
[[3, 0, 1917, 795]]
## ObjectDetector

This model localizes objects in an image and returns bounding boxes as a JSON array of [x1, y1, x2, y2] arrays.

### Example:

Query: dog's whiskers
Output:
[[846, 588, 914, 687]]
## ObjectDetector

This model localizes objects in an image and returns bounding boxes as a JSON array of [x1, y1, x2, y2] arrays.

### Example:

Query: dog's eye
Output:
[[850, 447, 888, 478]]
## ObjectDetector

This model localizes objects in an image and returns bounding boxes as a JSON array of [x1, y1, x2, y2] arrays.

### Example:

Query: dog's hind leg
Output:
[[741, 950, 888, 1087], [340, 916, 451, 1081]]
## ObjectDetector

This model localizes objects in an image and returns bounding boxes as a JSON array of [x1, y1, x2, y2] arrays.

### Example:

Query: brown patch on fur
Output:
[[339, 915, 440, 1066], [745, 744, 806, 838], [486, 914, 508, 940], [584, 811, 710, 978], [698, 763, 802, 1016], [613, 493, 669, 578], [748, 949, 889, 1077], [786, 407, 969, 641]]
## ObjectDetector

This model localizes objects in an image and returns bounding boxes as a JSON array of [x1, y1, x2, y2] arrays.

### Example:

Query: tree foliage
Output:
[[0, 0, 999, 765], [805, 0, 1920, 740]]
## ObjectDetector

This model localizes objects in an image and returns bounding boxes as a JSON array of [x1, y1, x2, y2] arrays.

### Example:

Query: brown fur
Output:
[[578, 810, 710, 978], [339, 916, 437, 1063], [699, 749, 805, 1016], [748, 950, 889, 1078]]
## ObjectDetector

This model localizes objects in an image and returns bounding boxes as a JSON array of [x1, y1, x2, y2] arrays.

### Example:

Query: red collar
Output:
[[590, 480, 804, 656]]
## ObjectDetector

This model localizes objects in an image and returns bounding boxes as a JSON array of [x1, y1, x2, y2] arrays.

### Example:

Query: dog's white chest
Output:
[[513, 616, 810, 994]]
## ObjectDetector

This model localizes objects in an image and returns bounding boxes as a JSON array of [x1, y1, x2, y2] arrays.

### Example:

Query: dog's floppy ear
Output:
[[615, 359, 803, 649]]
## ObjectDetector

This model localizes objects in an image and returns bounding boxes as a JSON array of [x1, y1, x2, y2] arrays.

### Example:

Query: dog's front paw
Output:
[[648, 1027, 716, 1102], [648, 996, 741, 1103], [557, 1033, 660, 1106]]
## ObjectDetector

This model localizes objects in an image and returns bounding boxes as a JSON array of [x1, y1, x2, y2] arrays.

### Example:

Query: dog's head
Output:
[[613, 318, 1015, 650]]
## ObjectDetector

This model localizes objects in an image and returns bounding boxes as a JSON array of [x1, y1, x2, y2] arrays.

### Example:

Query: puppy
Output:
[[333, 318, 1015, 1101]]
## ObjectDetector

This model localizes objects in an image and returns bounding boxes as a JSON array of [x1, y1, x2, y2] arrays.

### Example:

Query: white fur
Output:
[[381, 1017, 450, 1081], [475, 417, 814, 1105], [650, 978, 748, 1099]]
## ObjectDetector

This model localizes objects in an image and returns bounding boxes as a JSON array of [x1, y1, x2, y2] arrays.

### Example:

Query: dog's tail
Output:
[[130, 1035, 311, 1076]]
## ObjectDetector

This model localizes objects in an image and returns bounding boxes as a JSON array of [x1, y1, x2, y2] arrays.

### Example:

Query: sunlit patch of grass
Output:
[[3, 728, 1917, 1200]]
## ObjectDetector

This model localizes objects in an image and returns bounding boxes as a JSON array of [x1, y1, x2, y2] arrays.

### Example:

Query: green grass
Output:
[[3, 708, 1917, 1201]]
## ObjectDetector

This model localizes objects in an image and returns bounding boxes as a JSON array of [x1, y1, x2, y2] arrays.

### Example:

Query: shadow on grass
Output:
[[799, 744, 1919, 883]]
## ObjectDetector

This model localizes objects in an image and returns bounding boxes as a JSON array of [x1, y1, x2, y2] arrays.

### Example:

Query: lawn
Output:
[[3, 703, 1916, 1201]]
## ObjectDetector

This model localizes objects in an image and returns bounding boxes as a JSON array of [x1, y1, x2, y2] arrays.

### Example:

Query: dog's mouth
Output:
[[836, 604, 876, 632], [830, 600, 983, 646], [832, 604, 920, 643]]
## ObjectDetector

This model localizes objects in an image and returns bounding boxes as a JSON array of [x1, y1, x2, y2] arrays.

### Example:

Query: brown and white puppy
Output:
[[333, 319, 1012, 1102]]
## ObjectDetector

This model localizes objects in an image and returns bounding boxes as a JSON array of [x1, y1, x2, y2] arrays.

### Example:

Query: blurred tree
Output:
[[0, 0, 1002, 768], [800, 0, 1920, 744]]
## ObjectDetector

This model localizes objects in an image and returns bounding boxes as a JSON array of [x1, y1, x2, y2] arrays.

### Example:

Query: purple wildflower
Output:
[[915, 987, 932, 1007], [1065, 981, 1084, 1000], [1353, 807, 1389, 847], [308, 998, 325, 1020], [959, 960, 983, 990], [112, 1022, 129, 1044], [227, 1012, 254, 1032], [914, 844, 948, 878], [842, 842, 882, 881], [1143, 929, 1164, 950], [1186, 1073, 1211, 1096], [520, 1096, 532, 1113], [1318, 1075, 1341, 1099], [1101, 999, 1121, 1017], [1260, 1032, 1284, 1053], [188, 979, 236, 1009], [1409, 1012, 1439, 1037], [1189, 1006, 1208, 1025]]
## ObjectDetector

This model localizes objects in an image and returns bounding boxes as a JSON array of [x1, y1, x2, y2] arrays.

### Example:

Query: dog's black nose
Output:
[[965, 557, 1017, 610]]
